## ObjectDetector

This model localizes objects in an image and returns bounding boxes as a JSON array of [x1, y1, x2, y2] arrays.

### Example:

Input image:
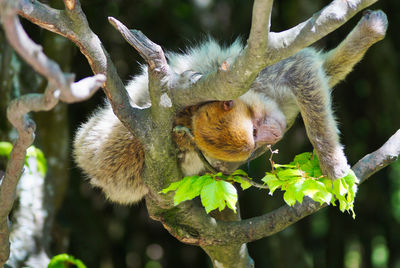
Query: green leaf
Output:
[[160, 178, 187, 194], [200, 180, 237, 213], [261, 151, 358, 218], [292, 152, 313, 165], [174, 176, 213, 205], [35, 148, 47, 176], [232, 176, 251, 190], [283, 190, 296, 206], [333, 178, 348, 196], [276, 168, 303, 180], [298, 161, 314, 176], [262, 173, 281, 195], [283, 178, 305, 206], [0, 142, 12, 158], [48, 253, 87, 268], [161, 151, 359, 218], [344, 169, 359, 184], [25, 145, 47, 176]]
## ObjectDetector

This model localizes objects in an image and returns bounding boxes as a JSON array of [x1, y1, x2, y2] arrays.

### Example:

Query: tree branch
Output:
[[208, 129, 400, 245], [17, 0, 150, 139], [248, 0, 273, 54], [108, 17, 168, 74], [18, 0, 65, 37], [353, 129, 400, 183], [171, 0, 378, 107], [108, 17, 174, 125], [267, 0, 379, 63], [0, 0, 105, 265], [148, 129, 400, 248]]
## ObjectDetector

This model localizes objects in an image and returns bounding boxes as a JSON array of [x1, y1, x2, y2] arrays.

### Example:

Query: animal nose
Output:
[[254, 118, 285, 146]]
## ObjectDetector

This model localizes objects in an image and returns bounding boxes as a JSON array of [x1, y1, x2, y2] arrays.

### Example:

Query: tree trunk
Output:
[[203, 204, 254, 267]]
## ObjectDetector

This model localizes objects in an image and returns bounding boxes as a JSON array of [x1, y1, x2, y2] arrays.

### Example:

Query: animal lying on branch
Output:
[[73, 10, 388, 205]]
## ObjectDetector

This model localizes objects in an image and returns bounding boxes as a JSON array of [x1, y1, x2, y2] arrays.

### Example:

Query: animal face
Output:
[[192, 99, 286, 162]]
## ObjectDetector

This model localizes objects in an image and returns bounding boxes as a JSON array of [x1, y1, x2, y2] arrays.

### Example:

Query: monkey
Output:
[[73, 10, 387, 205]]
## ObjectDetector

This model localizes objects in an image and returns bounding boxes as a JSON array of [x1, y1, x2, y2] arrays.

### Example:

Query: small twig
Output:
[[196, 149, 218, 174], [239, 176, 269, 189], [266, 145, 279, 171]]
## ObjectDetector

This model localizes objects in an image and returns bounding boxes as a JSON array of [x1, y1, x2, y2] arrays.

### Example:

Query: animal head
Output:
[[192, 96, 286, 162]]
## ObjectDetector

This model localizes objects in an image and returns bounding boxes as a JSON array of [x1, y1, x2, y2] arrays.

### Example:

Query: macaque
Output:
[[74, 10, 387, 204]]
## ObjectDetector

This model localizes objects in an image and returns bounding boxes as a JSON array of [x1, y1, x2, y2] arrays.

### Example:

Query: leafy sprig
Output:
[[160, 151, 359, 217], [262, 152, 358, 218], [161, 171, 252, 213]]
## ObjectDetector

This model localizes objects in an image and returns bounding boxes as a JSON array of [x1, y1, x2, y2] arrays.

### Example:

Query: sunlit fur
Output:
[[193, 100, 255, 162]]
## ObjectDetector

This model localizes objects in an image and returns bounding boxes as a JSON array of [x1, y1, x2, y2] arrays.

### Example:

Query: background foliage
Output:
[[1, 0, 400, 267]]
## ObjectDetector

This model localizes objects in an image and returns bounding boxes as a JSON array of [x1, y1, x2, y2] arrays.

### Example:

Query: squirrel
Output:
[[73, 10, 387, 205]]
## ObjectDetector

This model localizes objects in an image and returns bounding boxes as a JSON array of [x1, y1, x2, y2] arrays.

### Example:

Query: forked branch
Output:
[[17, 0, 150, 138], [172, 0, 379, 106], [0, 0, 104, 265], [268, 0, 379, 63]]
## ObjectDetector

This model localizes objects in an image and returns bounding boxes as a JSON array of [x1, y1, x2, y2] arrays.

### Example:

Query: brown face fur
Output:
[[192, 100, 256, 162]]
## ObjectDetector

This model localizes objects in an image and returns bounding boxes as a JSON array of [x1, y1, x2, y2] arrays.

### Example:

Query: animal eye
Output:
[[253, 127, 257, 138]]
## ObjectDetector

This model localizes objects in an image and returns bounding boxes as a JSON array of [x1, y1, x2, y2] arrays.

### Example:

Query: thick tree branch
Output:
[[172, 0, 378, 107], [107, 17, 181, 199], [267, 0, 379, 63]]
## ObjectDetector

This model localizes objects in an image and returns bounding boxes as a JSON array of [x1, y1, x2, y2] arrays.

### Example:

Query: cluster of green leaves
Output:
[[161, 170, 251, 213], [47, 254, 87, 268], [0, 141, 47, 176], [262, 152, 359, 218], [161, 152, 359, 218]]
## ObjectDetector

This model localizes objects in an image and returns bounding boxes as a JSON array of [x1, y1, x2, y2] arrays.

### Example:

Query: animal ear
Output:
[[222, 100, 234, 111]]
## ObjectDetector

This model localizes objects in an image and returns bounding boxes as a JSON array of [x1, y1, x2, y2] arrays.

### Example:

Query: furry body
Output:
[[74, 10, 387, 204]]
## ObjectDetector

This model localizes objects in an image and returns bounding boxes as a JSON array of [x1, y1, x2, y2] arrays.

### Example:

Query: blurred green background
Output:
[[1, 0, 400, 267]]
